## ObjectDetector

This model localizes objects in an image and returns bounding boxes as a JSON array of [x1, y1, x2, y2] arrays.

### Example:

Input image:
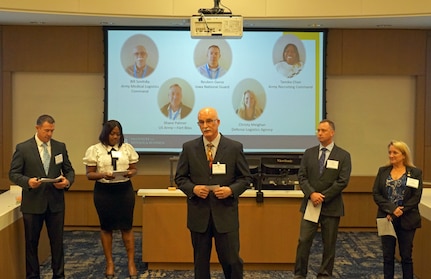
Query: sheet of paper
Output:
[[111, 170, 128, 182], [39, 177, 62, 183], [206, 184, 220, 191], [376, 218, 397, 238], [304, 199, 322, 223]]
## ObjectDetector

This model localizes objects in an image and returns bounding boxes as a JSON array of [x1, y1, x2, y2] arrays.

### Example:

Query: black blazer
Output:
[[9, 137, 75, 214], [175, 135, 252, 233], [298, 144, 352, 217], [372, 165, 423, 230]]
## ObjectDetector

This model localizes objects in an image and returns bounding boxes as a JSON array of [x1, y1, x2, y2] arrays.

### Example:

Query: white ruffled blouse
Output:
[[83, 142, 139, 183]]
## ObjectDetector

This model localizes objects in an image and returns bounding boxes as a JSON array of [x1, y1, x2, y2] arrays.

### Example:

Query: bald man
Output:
[[125, 45, 154, 78], [175, 107, 252, 279]]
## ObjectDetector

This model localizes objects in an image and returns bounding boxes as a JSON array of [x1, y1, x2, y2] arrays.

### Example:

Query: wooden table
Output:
[[0, 187, 50, 279]]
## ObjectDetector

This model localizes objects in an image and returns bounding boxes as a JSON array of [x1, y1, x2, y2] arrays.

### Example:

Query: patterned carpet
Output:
[[40, 230, 408, 279]]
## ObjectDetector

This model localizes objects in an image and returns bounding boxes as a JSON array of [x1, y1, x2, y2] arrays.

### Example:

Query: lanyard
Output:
[[134, 64, 148, 78], [205, 64, 220, 79]]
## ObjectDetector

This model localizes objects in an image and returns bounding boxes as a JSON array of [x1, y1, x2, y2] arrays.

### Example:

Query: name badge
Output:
[[406, 177, 419, 189], [55, 154, 63, 164], [212, 163, 226, 174], [111, 150, 122, 158], [326, 159, 339, 169]]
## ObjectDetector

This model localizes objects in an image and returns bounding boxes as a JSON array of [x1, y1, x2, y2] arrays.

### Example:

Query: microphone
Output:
[[108, 149, 118, 171]]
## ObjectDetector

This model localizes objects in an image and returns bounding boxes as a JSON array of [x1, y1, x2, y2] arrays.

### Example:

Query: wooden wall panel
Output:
[[1, 72, 12, 180], [341, 29, 427, 75], [326, 29, 343, 75], [86, 27, 104, 73], [2, 26, 103, 72]]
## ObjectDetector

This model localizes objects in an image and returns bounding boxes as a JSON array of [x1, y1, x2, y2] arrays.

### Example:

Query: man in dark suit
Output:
[[175, 107, 252, 279], [293, 119, 351, 279], [9, 114, 75, 279]]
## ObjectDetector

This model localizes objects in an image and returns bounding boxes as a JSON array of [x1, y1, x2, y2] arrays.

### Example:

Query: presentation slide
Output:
[[104, 28, 326, 154]]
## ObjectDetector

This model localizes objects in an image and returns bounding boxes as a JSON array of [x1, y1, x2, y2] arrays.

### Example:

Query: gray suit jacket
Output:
[[175, 135, 252, 233], [298, 144, 352, 217], [9, 137, 75, 214]]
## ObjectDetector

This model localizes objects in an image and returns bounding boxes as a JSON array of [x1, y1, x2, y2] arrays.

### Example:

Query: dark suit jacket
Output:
[[160, 103, 192, 119], [175, 135, 252, 233], [372, 165, 423, 230], [9, 137, 75, 214], [298, 144, 352, 217]]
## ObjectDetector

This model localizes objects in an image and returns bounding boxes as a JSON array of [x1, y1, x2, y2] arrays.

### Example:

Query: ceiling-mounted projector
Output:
[[190, 14, 243, 38]]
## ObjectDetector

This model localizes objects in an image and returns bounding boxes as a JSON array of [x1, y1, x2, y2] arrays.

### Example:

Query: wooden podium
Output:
[[138, 189, 304, 270]]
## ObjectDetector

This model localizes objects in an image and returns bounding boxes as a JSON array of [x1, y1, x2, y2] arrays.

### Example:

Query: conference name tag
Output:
[[111, 150, 122, 158], [326, 159, 339, 169], [406, 177, 419, 188], [212, 163, 226, 174], [55, 154, 63, 164]]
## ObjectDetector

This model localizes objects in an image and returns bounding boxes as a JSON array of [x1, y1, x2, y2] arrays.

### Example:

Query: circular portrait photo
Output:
[[194, 39, 232, 80], [158, 79, 195, 120], [273, 34, 306, 78], [232, 79, 266, 121], [121, 34, 158, 79]]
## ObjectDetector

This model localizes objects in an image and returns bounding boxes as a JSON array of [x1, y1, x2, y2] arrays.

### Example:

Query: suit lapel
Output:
[[197, 137, 207, 162], [213, 136, 226, 163], [31, 138, 47, 176]]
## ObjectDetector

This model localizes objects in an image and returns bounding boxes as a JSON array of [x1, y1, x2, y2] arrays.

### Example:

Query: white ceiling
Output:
[[1, 10, 431, 29]]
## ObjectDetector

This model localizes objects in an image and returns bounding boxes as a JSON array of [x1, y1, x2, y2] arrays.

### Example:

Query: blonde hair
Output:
[[387, 140, 415, 167], [236, 90, 263, 120]]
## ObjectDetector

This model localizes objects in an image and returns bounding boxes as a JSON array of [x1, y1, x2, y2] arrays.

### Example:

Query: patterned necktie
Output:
[[319, 147, 327, 174], [207, 143, 214, 168], [42, 142, 50, 175]]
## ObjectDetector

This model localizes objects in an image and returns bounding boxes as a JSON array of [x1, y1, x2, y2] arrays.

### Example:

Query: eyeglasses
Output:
[[197, 119, 218, 126]]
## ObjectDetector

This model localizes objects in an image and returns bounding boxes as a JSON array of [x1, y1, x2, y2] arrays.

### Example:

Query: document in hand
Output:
[[304, 199, 322, 223], [376, 218, 397, 238], [111, 170, 129, 182], [39, 176, 62, 183]]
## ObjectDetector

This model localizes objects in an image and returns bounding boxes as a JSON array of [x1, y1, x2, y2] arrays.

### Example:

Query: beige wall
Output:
[[1, 0, 431, 18]]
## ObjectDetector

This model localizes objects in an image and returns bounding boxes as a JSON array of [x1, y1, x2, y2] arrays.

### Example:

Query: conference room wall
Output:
[[1, 0, 431, 21], [0, 26, 429, 228]]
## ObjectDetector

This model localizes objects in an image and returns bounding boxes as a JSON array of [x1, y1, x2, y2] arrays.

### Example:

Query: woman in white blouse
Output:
[[83, 120, 139, 279], [275, 43, 304, 78]]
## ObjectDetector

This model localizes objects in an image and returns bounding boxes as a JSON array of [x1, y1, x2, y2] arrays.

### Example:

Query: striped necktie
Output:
[[319, 147, 327, 174], [207, 143, 214, 168]]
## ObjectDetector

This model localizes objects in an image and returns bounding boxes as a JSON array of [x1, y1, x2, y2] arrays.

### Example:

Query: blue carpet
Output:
[[40, 231, 408, 278]]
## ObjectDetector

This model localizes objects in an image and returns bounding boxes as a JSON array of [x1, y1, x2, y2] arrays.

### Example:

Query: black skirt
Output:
[[93, 180, 135, 231]]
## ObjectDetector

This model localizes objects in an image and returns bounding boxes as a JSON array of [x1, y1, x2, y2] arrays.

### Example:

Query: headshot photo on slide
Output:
[[273, 34, 306, 78], [158, 78, 195, 120], [233, 78, 266, 121], [121, 34, 159, 79], [194, 39, 232, 80]]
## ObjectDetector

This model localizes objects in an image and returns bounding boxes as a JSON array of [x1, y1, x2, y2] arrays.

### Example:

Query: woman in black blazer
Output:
[[372, 140, 423, 279]]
